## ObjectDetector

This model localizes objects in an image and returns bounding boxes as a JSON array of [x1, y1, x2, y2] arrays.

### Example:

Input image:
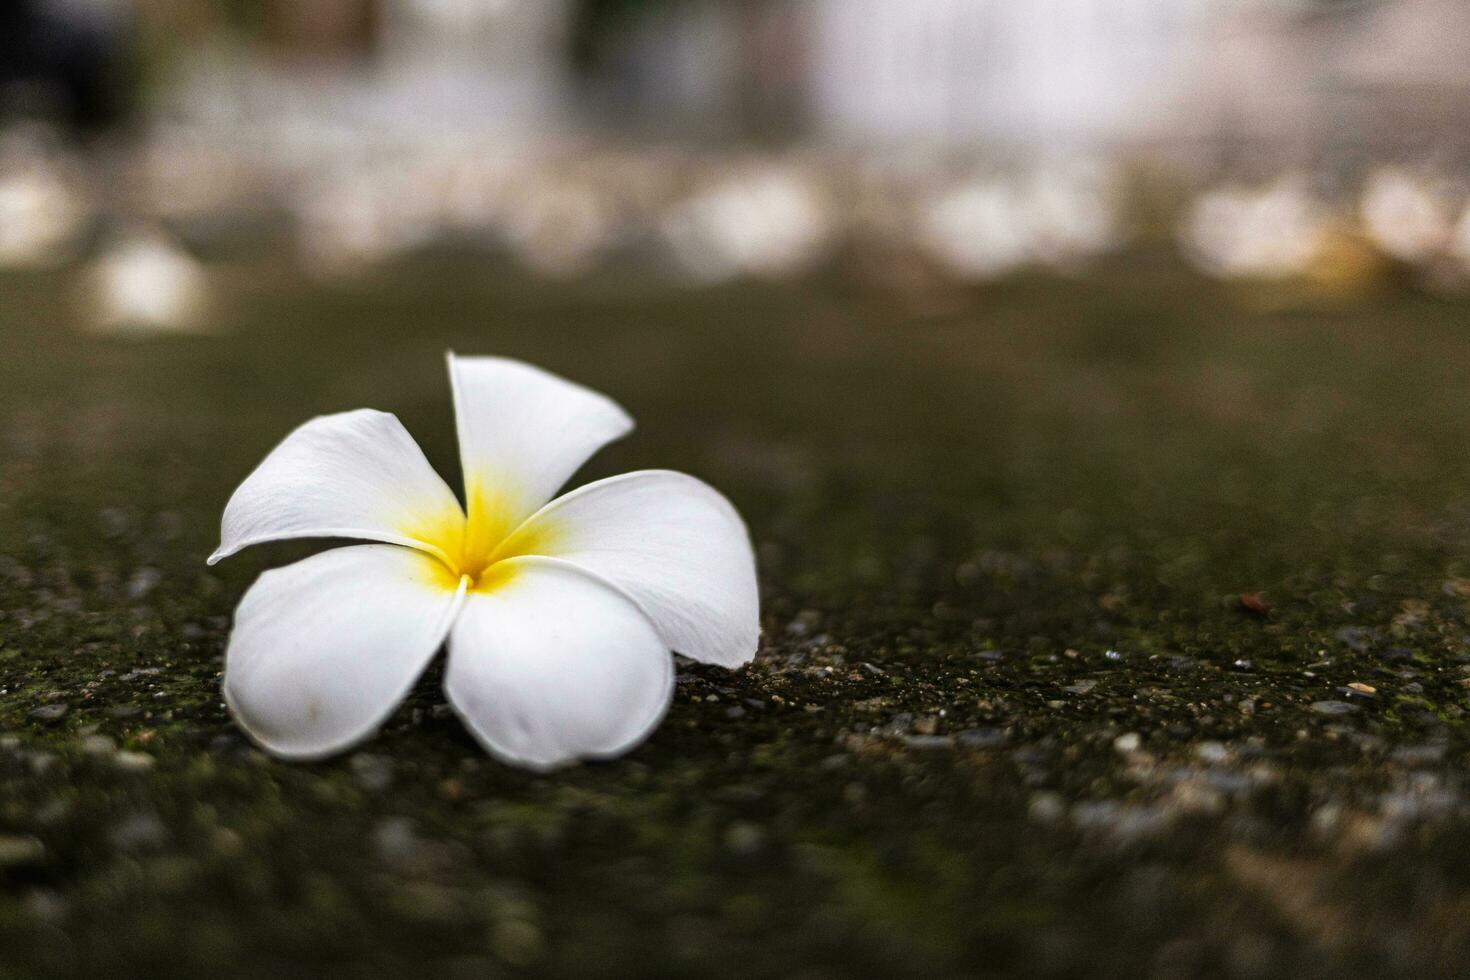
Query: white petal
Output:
[[210, 409, 465, 566], [223, 544, 466, 760], [447, 354, 633, 553], [497, 470, 759, 668], [445, 558, 672, 771]]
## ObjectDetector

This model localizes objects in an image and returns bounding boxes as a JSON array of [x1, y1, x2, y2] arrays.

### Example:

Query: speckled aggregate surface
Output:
[[3, 259, 1470, 978]]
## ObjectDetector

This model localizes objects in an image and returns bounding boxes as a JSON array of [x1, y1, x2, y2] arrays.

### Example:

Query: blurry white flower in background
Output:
[[913, 160, 1126, 281], [500, 176, 614, 278], [87, 227, 211, 335], [294, 163, 439, 277], [437, 151, 515, 237], [1023, 160, 1126, 271], [661, 166, 831, 283], [595, 152, 675, 232], [1447, 206, 1470, 274], [0, 133, 92, 269], [1359, 168, 1456, 265], [142, 132, 263, 227], [1180, 178, 1331, 280], [843, 151, 930, 246], [916, 179, 1033, 280]]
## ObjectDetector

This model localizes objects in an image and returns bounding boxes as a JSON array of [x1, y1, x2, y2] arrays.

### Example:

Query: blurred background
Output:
[[14, 5, 1470, 977], [5, 0, 1470, 326]]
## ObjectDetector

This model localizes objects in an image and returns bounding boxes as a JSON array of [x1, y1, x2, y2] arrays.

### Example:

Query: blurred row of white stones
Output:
[[6, 127, 1470, 332], [275, 150, 1128, 282], [0, 131, 1125, 286], [1182, 170, 1470, 285]]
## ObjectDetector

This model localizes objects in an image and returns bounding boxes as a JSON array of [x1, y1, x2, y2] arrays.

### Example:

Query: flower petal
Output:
[[223, 544, 466, 760], [210, 410, 465, 566], [496, 470, 759, 668], [447, 354, 633, 555], [444, 558, 672, 771]]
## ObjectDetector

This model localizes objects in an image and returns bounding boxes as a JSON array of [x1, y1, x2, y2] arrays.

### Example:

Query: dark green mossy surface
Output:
[[5, 258, 1470, 977]]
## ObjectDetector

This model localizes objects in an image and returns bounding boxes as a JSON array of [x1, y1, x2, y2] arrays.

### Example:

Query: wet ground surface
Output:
[[4, 257, 1470, 977]]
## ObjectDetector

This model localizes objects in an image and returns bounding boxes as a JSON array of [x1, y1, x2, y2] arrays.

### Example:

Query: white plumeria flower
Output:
[[89, 228, 211, 335], [661, 167, 831, 283], [209, 355, 759, 770]]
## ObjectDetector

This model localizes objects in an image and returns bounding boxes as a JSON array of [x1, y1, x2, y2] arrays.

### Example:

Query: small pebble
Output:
[[1390, 744, 1446, 767], [98, 507, 130, 537], [1113, 732, 1142, 754], [23, 889, 65, 923], [27, 704, 69, 724], [109, 813, 168, 851], [1239, 592, 1272, 616], [1028, 792, 1065, 823], [723, 821, 765, 855], [80, 734, 116, 756], [902, 734, 954, 751], [350, 753, 394, 791], [1194, 741, 1229, 764], [880, 712, 915, 736], [0, 834, 44, 867], [373, 817, 422, 867], [956, 728, 1008, 749], [785, 610, 821, 637], [114, 750, 155, 771], [126, 568, 162, 600]]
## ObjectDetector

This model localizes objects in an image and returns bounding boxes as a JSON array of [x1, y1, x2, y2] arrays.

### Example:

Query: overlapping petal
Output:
[[222, 544, 466, 760], [447, 354, 633, 558], [210, 409, 465, 566], [445, 558, 673, 770], [495, 470, 759, 667]]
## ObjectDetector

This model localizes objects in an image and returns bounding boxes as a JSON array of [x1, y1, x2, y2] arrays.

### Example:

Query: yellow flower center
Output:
[[411, 479, 560, 594]]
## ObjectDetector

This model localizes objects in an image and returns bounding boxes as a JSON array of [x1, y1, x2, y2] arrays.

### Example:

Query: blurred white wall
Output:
[[803, 0, 1470, 158], [150, 0, 1470, 160], [806, 0, 1221, 148], [165, 0, 572, 151], [378, 0, 572, 134]]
